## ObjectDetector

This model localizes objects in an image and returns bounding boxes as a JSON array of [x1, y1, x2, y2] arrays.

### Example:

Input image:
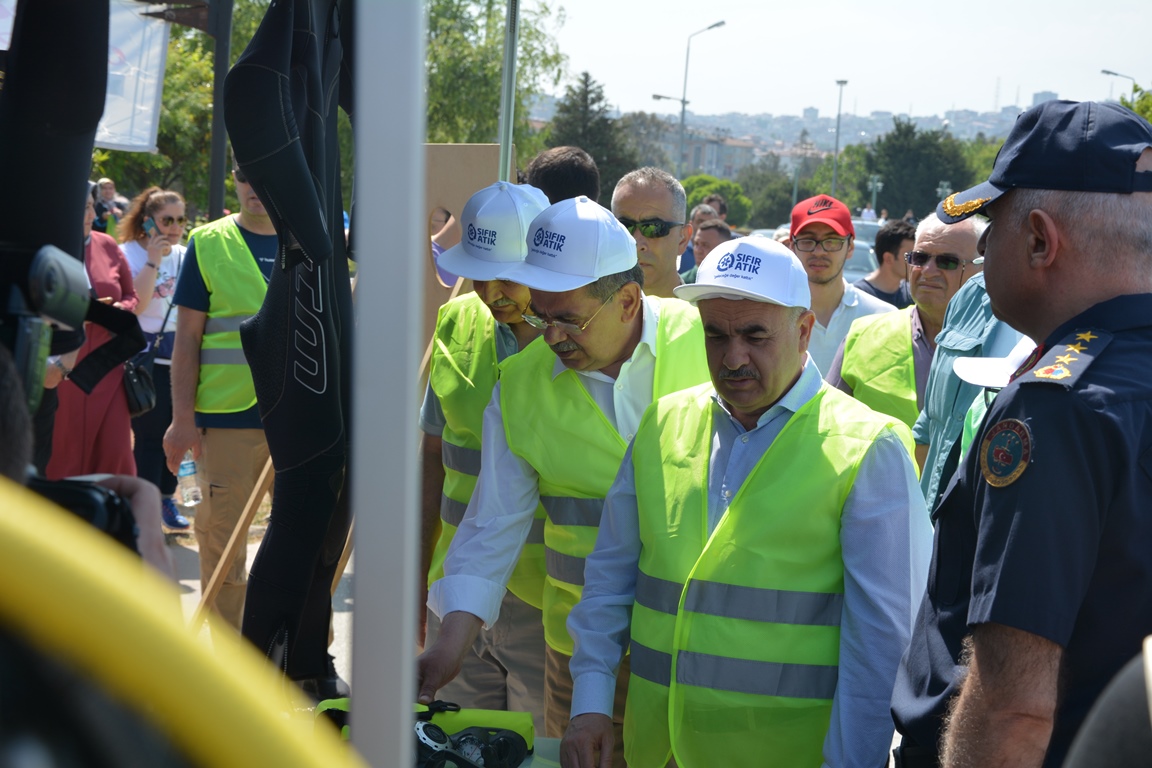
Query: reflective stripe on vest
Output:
[[203, 316, 250, 335], [426, 293, 546, 609], [190, 216, 267, 413], [625, 383, 910, 768], [501, 296, 710, 655], [839, 306, 920, 429]]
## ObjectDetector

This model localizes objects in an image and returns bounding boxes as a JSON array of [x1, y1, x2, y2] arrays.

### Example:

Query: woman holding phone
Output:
[[119, 187, 191, 530], [47, 187, 139, 480]]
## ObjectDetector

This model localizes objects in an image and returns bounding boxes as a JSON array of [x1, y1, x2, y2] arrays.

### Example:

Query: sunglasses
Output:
[[904, 250, 968, 271], [522, 291, 618, 336], [233, 169, 248, 184], [156, 215, 188, 227], [617, 217, 683, 239]]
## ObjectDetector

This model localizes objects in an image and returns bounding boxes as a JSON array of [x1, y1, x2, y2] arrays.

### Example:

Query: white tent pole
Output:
[[350, 0, 426, 764], [496, 0, 520, 181]]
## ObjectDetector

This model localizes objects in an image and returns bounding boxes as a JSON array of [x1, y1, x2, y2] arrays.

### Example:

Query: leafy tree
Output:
[[548, 72, 639, 207], [426, 0, 566, 167], [1122, 84, 1152, 124], [865, 118, 972, 220], [680, 175, 752, 228], [737, 157, 805, 229], [809, 143, 869, 213], [617, 112, 672, 171], [961, 132, 1002, 187]]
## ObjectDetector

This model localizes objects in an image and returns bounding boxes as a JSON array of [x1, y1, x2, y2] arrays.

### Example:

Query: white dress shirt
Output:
[[807, 280, 894, 374], [428, 295, 665, 626], [567, 358, 932, 768]]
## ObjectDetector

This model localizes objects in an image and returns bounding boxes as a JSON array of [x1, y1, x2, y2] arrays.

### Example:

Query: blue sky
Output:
[[544, 0, 1149, 119]]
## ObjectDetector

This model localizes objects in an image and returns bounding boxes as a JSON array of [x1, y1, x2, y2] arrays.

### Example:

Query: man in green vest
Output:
[[418, 196, 711, 760], [824, 213, 984, 430], [561, 236, 931, 768], [420, 180, 550, 732], [163, 167, 276, 632]]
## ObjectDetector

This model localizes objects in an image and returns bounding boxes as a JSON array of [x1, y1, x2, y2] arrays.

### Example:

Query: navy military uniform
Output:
[[892, 293, 1152, 767]]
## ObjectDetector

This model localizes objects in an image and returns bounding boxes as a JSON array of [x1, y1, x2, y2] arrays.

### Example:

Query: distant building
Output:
[[1032, 91, 1059, 107], [803, 107, 819, 121]]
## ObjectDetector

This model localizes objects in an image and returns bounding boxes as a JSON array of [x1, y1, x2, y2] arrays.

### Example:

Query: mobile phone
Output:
[[143, 217, 158, 236]]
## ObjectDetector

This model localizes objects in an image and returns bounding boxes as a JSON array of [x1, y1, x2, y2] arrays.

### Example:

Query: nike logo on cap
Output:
[[808, 198, 834, 215]]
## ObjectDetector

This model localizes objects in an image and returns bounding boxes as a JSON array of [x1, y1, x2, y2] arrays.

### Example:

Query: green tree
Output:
[[681, 174, 752, 228], [1122, 84, 1152, 124], [866, 118, 973, 220], [548, 72, 639, 207], [737, 156, 818, 229], [426, 0, 566, 166], [809, 143, 869, 212], [961, 132, 1002, 187], [617, 112, 672, 171]]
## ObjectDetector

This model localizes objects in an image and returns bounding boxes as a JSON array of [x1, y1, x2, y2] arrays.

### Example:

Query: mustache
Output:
[[490, 298, 517, 307], [550, 340, 580, 353], [718, 366, 759, 381]]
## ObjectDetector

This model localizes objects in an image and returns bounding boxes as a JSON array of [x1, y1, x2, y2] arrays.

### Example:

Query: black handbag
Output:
[[124, 300, 174, 418]]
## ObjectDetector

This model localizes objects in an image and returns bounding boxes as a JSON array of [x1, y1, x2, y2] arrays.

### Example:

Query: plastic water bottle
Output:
[[177, 451, 203, 507]]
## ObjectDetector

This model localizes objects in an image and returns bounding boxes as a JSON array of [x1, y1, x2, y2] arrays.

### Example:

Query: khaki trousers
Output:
[[545, 644, 630, 766], [425, 591, 547, 736], [193, 426, 270, 632]]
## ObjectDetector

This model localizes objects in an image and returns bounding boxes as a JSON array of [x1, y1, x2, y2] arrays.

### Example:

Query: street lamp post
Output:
[[831, 79, 848, 199], [653, 21, 725, 179], [867, 173, 883, 211], [1102, 68, 1139, 98], [936, 180, 953, 201]]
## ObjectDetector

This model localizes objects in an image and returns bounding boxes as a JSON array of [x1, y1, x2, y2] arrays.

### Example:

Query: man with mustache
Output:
[[419, 181, 551, 730], [790, 194, 893, 374], [825, 214, 984, 430], [560, 237, 930, 768], [418, 196, 711, 762]]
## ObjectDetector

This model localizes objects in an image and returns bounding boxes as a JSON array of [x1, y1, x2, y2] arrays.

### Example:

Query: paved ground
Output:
[[167, 500, 354, 686]]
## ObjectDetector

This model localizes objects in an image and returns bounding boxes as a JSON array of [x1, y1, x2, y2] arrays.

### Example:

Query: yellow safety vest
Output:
[[500, 297, 709, 655], [427, 293, 546, 609], [839, 305, 920, 429], [191, 216, 268, 413], [626, 383, 910, 767]]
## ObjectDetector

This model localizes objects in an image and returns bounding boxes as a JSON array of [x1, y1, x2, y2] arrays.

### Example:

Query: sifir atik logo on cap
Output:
[[532, 227, 566, 253], [467, 223, 497, 247], [716, 250, 762, 274], [807, 197, 835, 216]]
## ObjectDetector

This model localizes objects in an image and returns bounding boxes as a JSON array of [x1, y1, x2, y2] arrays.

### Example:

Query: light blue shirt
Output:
[[567, 358, 932, 768]]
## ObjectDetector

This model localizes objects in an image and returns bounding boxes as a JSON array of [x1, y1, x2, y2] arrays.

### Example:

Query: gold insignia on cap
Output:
[[941, 193, 992, 218]]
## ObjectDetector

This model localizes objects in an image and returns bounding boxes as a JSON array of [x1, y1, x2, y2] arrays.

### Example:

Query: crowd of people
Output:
[[23, 98, 1152, 766], [416, 100, 1152, 768]]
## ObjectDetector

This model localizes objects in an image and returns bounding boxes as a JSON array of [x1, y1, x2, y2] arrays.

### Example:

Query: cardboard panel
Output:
[[421, 144, 512, 380]]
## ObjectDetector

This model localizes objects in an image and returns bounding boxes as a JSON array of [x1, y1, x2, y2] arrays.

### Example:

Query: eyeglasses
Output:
[[904, 250, 972, 271], [233, 169, 248, 184], [522, 291, 617, 336], [617, 217, 684, 239], [792, 236, 849, 252], [156, 215, 187, 227]]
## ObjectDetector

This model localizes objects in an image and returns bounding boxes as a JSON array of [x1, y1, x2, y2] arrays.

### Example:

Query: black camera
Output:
[[0, 243, 92, 412], [414, 722, 528, 768], [25, 474, 139, 555]]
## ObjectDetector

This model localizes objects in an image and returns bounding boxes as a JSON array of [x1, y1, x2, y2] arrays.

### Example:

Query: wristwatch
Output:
[[47, 356, 71, 379]]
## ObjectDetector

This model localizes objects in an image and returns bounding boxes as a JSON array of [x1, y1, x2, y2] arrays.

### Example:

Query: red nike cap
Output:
[[790, 194, 854, 238]]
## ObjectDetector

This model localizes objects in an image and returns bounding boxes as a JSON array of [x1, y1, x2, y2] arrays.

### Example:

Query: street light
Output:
[[867, 173, 884, 211], [831, 79, 847, 199], [936, 180, 953, 201], [653, 21, 725, 178], [1102, 68, 1139, 99]]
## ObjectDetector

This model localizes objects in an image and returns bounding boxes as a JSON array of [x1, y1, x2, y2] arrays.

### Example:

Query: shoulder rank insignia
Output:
[[980, 418, 1032, 487], [1020, 328, 1112, 388]]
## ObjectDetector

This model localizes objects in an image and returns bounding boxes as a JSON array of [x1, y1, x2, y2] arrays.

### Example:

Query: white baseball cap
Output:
[[496, 196, 637, 293], [952, 335, 1037, 389], [436, 181, 550, 281], [674, 236, 811, 309]]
